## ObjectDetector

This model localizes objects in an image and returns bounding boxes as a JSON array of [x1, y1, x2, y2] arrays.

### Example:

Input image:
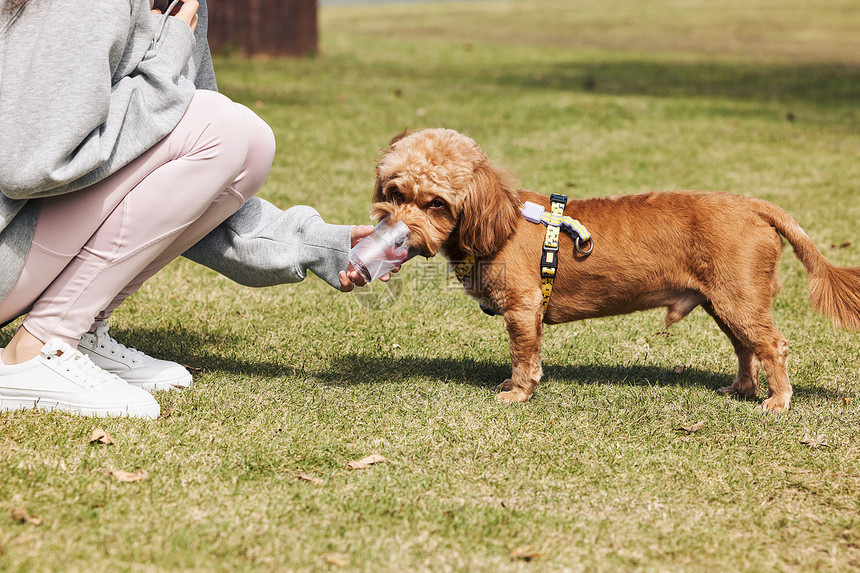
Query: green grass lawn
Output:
[[2, 1, 860, 570]]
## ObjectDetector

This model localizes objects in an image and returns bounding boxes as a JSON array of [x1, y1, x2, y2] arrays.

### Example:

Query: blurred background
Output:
[[209, 0, 481, 57]]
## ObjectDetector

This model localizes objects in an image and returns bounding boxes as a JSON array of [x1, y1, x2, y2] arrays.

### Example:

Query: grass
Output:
[[2, 0, 860, 570]]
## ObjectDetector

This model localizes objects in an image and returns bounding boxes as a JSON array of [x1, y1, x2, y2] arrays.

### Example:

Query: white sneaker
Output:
[[0, 339, 160, 419], [77, 323, 192, 391]]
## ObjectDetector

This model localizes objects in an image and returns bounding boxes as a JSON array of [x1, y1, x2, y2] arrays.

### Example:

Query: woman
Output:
[[0, 0, 369, 419]]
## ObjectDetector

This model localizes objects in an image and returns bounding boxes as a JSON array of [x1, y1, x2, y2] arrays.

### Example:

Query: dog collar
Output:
[[452, 255, 476, 285], [452, 254, 498, 316]]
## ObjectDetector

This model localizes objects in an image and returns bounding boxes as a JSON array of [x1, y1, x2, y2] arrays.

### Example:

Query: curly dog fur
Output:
[[371, 128, 860, 412]]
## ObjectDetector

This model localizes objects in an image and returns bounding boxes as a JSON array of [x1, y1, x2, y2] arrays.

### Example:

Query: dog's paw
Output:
[[495, 379, 515, 391], [495, 389, 531, 403], [760, 396, 791, 413], [717, 385, 756, 399]]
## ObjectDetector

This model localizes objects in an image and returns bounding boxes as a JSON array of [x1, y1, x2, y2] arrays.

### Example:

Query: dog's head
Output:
[[372, 128, 521, 258]]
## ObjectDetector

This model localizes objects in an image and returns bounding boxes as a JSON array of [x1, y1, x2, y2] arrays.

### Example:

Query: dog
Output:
[[371, 128, 860, 412]]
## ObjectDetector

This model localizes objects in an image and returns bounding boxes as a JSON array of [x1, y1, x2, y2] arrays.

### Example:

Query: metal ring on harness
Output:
[[575, 236, 594, 256]]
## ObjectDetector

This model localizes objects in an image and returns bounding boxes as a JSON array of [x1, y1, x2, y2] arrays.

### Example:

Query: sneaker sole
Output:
[[133, 373, 193, 392], [0, 397, 160, 419]]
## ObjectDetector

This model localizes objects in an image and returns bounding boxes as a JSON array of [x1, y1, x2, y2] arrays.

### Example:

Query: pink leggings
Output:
[[0, 90, 275, 346]]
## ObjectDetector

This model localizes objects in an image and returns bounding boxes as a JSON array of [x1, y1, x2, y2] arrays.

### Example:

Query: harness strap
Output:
[[520, 200, 592, 254], [540, 194, 567, 312], [453, 194, 593, 316]]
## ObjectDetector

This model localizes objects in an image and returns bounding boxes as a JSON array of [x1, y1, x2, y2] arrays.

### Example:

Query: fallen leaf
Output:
[[347, 454, 387, 470], [831, 241, 852, 249], [158, 404, 175, 419], [10, 508, 42, 526], [324, 555, 348, 567], [673, 365, 686, 374], [182, 364, 203, 373], [511, 547, 541, 561], [675, 420, 705, 433], [800, 439, 832, 449], [88, 428, 115, 445], [844, 397, 852, 405], [296, 473, 325, 485], [500, 500, 509, 508], [107, 468, 150, 482]]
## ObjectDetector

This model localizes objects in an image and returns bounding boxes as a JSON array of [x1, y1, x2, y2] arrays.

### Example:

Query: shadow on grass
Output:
[[314, 354, 842, 402], [314, 355, 732, 389], [494, 60, 860, 107], [315, 353, 724, 390], [218, 55, 860, 110], [0, 324, 303, 381], [312, 353, 796, 394], [1, 324, 837, 402]]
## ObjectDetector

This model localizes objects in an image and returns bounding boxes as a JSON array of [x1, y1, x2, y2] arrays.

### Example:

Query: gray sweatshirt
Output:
[[0, 0, 352, 310]]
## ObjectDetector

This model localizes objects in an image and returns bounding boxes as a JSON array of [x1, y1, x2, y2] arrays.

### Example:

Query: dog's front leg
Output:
[[496, 307, 544, 403]]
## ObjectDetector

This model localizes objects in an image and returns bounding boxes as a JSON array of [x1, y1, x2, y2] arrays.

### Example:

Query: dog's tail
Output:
[[753, 198, 860, 330]]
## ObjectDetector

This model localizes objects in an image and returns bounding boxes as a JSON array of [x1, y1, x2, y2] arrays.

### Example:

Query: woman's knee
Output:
[[229, 104, 275, 202], [181, 91, 253, 178], [169, 91, 274, 206]]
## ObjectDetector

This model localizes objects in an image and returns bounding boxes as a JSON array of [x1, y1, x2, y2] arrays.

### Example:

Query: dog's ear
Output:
[[370, 166, 396, 222], [372, 171, 385, 205], [373, 129, 411, 206], [389, 128, 412, 147], [457, 161, 520, 256]]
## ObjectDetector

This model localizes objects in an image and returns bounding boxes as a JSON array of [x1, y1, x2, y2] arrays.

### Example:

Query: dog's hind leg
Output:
[[703, 302, 760, 400], [496, 306, 544, 403], [704, 301, 791, 412], [757, 334, 791, 412]]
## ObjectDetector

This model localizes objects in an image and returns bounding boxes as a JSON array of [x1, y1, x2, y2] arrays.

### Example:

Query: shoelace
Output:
[[88, 327, 144, 365], [42, 339, 118, 388]]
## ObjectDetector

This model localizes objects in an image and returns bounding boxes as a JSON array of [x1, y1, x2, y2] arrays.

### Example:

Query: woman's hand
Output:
[[151, 0, 199, 32], [338, 225, 401, 292]]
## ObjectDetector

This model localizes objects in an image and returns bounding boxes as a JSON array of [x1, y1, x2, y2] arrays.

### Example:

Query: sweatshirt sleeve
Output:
[[183, 197, 354, 290], [0, 1, 195, 199], [192, 0, 218, 92]]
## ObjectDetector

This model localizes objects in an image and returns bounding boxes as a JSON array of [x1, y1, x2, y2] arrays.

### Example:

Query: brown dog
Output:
[[371, 128, 860, 412]]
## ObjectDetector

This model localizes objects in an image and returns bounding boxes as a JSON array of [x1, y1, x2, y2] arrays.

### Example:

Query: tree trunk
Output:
[[208, 0, 318, 58]]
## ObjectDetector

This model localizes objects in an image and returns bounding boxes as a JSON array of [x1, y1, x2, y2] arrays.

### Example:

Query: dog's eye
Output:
[[390, 189, 405, 204], [428, 198, 445, 209]]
